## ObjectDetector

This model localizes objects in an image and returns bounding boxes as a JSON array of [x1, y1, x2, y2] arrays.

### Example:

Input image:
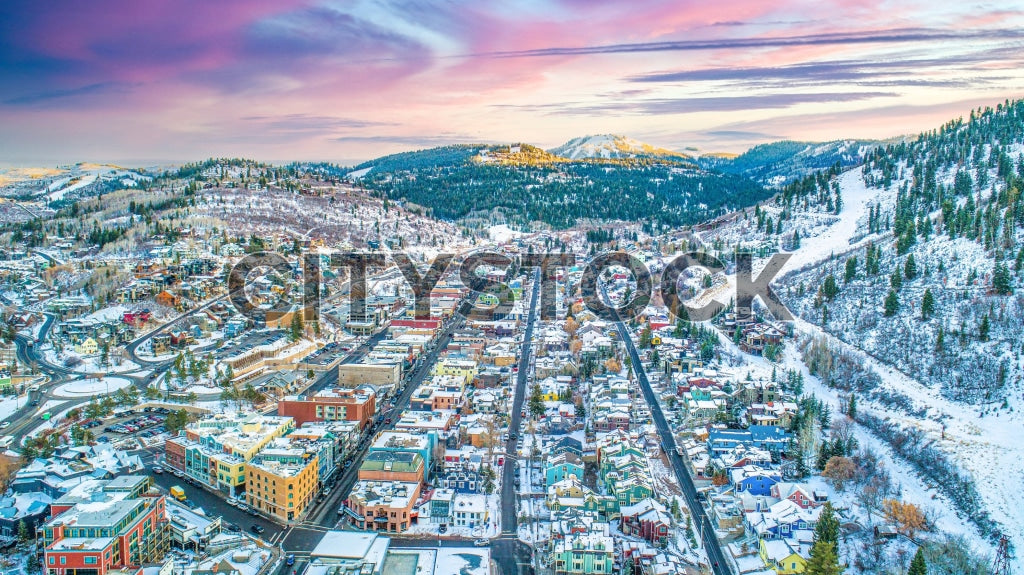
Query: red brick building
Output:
[[277, 387, 377, 428], [40, 476, 169, 575]]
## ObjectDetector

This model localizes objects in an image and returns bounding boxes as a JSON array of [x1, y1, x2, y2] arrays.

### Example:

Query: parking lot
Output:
[[213, 329, 286, 360], [300, 341, 348, 365], [103, 409, 166, 436]]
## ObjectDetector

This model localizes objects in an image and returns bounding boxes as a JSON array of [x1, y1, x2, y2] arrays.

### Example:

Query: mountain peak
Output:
[[549, 134, 690, 161]]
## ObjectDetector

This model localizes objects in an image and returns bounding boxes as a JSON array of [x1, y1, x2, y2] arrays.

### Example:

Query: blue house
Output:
[[749, 425, 791, 453], [545, 452, 584, 489], [438, 469, 484, 493], [708, 425, 791, 456], [550, 436, 583, 458], [730, 466, 782, 496]]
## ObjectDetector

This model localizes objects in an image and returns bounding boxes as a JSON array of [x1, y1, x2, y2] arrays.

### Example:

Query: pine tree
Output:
[[814, 502, 840, 546], [289, 309, 304, 341], [816, 443, 832, 471], [884, 290, 899, 316], [805, 541, 845, 575], [822, 275, 839, 300], [921, 288, 935, 320], [979, 313, 990, 342], [529, 383, 544, 417], [935, 326, 944, 352], [904, 254, 917, 279], [846, 394, 857, 418], [907, 547, 927, 575], [844, 257, 857, 283], [890, 270, 902, 290], [992, 262, 1013, 295]]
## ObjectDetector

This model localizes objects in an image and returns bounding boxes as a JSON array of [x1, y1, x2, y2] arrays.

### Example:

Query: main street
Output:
[[496, 268, 541, 575], [611, 306, 733, 575], [278, 307, 470, 553]]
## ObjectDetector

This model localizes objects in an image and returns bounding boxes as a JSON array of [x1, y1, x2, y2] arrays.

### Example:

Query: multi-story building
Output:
[[369, 431, 435, 481], [277, 386, 377, 429], [164, 413, 294, 497], [345, 481, 422, 533], [549, 527, 615, 575], [39, 476, 169, 575], [357, 451, 425, 484], [245, 443, 319, 522]]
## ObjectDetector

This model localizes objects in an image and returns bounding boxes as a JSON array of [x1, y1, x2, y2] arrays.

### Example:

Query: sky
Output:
[[2, 0, 1024, 167]]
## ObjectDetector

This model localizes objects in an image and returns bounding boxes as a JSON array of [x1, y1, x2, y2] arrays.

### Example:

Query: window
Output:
[[84, 557, 97, 565], [48, 557, 54, 565], [60, 557, 66, 565]]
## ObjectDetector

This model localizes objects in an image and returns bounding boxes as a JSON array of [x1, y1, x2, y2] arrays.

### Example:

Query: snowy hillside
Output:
[[549, 134, 691, 161], [696, 153, 1024, 565], [701, 139, 884, 186]]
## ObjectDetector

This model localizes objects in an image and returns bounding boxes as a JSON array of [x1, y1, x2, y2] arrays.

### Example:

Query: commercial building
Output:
[[338, 363, 401, 388], [277, 386, 377, 429], [39, 476, 170, 575], [357, 451, 425, 484], [345, 481, 421, 533], [245, 442, 320, 522], [164, 413, 294, 497]]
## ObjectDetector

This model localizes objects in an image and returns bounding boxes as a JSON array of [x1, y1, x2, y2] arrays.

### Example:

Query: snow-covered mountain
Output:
[[548, 134, 691, 161], [699, 139, 885, 186]]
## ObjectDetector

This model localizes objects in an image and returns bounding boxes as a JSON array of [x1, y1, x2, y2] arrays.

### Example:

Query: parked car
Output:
[[474, 539, 489, 547], [152, 466, 163, 474], [250, 524, 265, 535], [226, 524, 241, 532]]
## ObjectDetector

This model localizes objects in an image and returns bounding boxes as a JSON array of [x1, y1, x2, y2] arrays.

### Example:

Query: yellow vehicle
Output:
[[169, 486, 186, 501]]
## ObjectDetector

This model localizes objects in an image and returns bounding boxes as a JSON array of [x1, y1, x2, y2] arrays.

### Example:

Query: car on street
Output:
[[474, 539, 489, 547], [226, 524, 241, 532], [286, 555, 295, 566], [0, 422, 9, 428], [250, 524, 265, 535], [152, 466, 163, 474]]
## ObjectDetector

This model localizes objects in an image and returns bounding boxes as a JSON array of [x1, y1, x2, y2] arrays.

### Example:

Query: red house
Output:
[[619, 498, 672, 544], [122, 309, 152, 326]]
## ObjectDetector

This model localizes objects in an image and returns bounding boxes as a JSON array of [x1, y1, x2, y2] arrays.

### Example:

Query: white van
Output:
[[0, 436, 15, 449]]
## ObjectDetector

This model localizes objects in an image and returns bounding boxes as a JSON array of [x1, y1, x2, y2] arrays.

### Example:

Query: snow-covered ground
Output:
[[0, 396, 23, 421], [694, 163, 1022, 566], [51, 376, 132, 397]]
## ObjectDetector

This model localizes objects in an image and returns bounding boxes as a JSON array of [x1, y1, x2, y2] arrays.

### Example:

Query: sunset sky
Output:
[[2, 0, 1024, 166]]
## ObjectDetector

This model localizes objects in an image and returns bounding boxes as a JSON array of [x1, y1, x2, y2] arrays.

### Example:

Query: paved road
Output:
[[279, 309, 469, 553], [610, 305, 733, 574], [124, 295, 229, 365], [500, 269, 540, 536], [139, 448, 288, 542]]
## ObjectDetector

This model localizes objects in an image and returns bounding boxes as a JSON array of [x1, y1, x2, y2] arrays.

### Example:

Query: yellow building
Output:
[[170, 413, 295, 497], [759, 539, 807, 574], [75, 337, 98, 356], [246, 448, 319, 522], [431, 358, 478, 386]]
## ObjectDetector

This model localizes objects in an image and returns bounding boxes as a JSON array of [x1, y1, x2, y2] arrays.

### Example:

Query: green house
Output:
[[551, 531, 615, 575]]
